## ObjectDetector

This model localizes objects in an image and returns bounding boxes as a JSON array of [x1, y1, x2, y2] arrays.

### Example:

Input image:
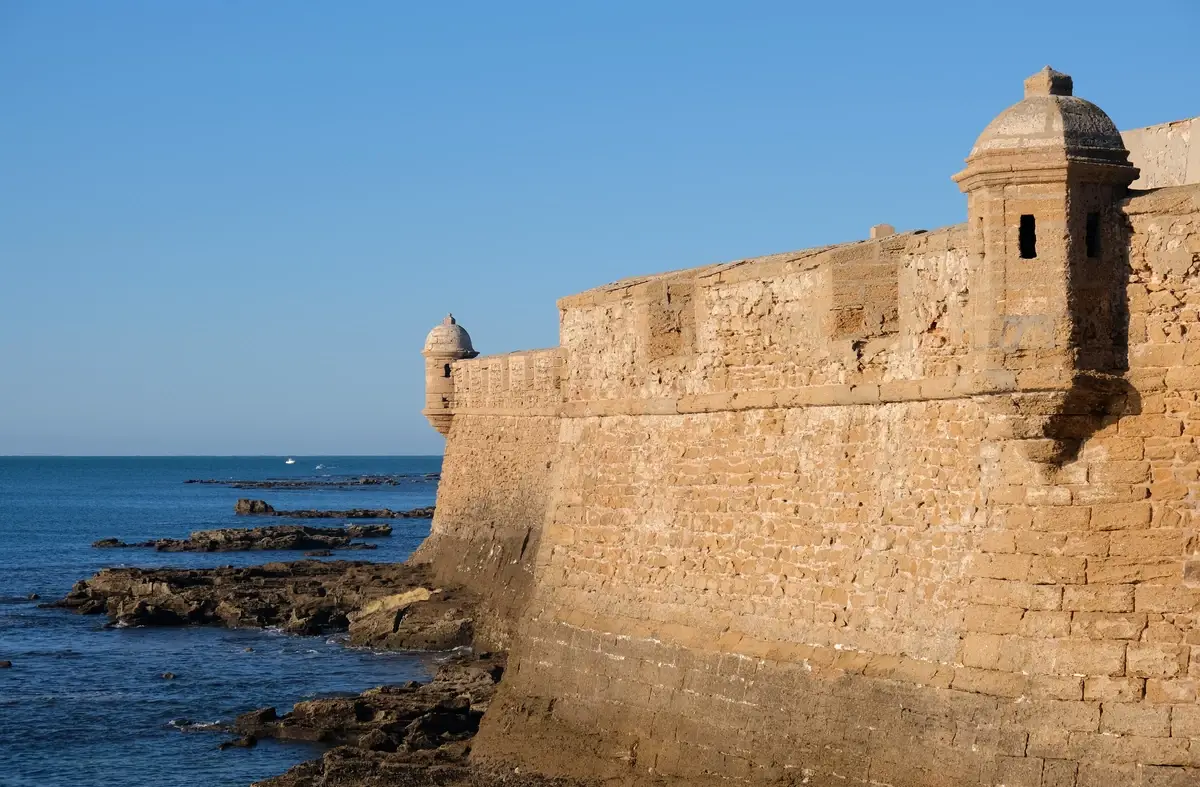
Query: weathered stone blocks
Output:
[[423, 95, 1200, 785]]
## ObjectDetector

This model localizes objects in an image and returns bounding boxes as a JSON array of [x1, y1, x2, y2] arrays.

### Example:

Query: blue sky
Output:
[[1, 1, 1196, 456]]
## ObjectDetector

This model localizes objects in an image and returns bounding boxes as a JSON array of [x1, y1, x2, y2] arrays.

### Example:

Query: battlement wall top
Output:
[[1124, 116, 1200, 190], [450, 347, 564, 415], [556, 224, 969, 406]]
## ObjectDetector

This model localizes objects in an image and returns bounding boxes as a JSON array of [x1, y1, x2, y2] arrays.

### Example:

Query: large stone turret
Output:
[[954, 67, 1139, 388], [421, 314, 478, 435]]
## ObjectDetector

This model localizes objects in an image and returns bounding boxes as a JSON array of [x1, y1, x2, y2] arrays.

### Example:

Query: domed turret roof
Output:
[[955, 68, 1138, 190], [423, 314, 477, 357], [964, 68, 1130, 166]]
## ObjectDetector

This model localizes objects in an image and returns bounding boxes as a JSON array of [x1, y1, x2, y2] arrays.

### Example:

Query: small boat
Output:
[[284, 458, 296, 465]]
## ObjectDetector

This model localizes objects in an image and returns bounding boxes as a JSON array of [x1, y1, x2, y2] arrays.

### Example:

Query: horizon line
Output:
[[0, 453, 445, 458]]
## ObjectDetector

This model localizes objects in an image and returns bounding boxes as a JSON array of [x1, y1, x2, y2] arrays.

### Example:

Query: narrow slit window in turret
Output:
[[1019, 215, 1037, 259], [1086, 213, 1101, 258]]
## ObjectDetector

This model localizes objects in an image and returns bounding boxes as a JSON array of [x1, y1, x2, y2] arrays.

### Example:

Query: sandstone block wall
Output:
[[412, 348, 564, 650], [1125, 118, 1200, 190], [426, 185, 1200, 785], [450, 349, 564, 415]]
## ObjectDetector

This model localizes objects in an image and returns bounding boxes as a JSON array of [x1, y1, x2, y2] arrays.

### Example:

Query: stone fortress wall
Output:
[[417, 72, 1200, 785], [1125, 117, 1199, 190], [412, 347, 564, 650]]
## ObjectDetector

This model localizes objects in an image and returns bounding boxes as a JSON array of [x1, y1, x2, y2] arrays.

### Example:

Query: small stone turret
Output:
[[954, 66, 1139, 388], [421, 314, 478, 435], [954, 68, 1141, 465]]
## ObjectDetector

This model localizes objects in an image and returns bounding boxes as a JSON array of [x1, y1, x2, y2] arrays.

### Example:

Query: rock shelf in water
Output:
[[234, 498, 436, 519], [50, 560, 474, 649], [91, 524, 391, 553]]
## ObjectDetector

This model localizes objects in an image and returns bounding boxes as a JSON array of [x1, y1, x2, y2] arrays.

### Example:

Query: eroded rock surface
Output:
[[250, 655, 588, 787], [91, 524, 386, 553], [239, 654, 500, 749], [52, 560, 473, 645]]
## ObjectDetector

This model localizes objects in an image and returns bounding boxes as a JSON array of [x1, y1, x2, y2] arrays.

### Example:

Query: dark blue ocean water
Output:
[[0, 456, 442, 787]]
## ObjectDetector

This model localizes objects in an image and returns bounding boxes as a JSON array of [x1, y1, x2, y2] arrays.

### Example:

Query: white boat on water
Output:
[[285, 458, 296, 465]]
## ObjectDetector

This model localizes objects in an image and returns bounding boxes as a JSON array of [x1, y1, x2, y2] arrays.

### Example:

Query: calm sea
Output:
[[0, 456, 442, 787]]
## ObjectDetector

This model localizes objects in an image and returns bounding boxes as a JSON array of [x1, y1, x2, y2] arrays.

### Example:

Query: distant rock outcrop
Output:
[[90, 524, 388, 553], [234, 499, 434, 520], [234, 499, 274, 515]]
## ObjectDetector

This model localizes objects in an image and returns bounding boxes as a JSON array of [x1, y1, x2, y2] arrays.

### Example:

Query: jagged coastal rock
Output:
[[252, 655, 587, 787], [233, 498, 274, 514], [239, 654, 500, 750], [51, 558, 578, 786], [234, 499, 435, 520], [344, 524, 393, 537], [217, 735, 258, 751], [90, 524, 387, 552], [52, 560, 474, 648]]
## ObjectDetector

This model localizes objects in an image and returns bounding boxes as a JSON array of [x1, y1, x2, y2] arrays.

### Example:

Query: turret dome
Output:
[[422, 314, 477, 357], [955, 67, 1137, 191], [964, 67, 1131, 168]]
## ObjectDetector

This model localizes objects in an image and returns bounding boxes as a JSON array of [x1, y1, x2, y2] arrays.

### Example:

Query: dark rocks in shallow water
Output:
[[93, 537, 155, 549], [252, 654, 584, 787], [52, 560, 477, 646], [304, 550, 334, 557], [217, 734, 257, 750], [238, 707, 278, 727], [169, 522, 340, 552], [344, 524, 392, 537], [235, 498, 275, 515], [239, 654, 499, 753], [27, 593, 39, 600], [235, 499, 433, 520], [91, 525, 381, 553]]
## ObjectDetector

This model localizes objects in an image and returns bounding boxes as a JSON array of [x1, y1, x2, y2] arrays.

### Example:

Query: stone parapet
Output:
[[449, 347, 565, 413], [1124, 116, 1200, 190], [558, 225, 972, 408]]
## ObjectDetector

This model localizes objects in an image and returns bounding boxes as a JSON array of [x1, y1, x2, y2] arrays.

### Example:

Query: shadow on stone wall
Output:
[[1040, 211, 1138, 465]]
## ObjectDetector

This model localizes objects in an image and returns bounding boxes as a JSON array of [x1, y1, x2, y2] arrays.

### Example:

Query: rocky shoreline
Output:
[[244, 653, 500, 786], [91, 523, 392, 553], [246, 652, 590, 787], [235, 498, 436, 519], [49, 558, 584, 786], [51, 560, 474, 649]]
